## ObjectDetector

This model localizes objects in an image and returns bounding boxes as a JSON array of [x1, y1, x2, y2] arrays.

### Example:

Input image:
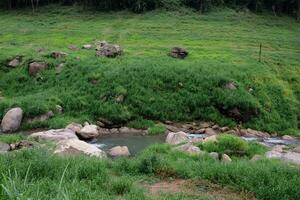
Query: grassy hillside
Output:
[[0, 6, 299, 134]]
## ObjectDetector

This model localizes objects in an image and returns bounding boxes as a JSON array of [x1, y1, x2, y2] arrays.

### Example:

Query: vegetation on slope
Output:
[[0, 7, 299, 134]]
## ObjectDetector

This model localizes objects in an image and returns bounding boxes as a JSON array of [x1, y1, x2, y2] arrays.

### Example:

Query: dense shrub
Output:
[[200, 134, 268, 157]]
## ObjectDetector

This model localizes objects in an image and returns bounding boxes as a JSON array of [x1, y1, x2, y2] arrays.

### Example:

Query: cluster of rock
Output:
[[266, 145, 300, 164], [164, 121, 271, 139], [0, 140, 33, 153], [165, 128, 300, 165], [165, 131, 232, 162], [27, 122, 136, 158], [0, 107, 61, 133]]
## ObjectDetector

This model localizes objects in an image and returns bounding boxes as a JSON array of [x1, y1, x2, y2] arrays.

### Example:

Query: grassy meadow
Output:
[[0, 6, 300, 134]]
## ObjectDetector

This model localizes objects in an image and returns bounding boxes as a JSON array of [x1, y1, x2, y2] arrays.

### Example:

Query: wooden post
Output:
[[259, 43, 262, 62]]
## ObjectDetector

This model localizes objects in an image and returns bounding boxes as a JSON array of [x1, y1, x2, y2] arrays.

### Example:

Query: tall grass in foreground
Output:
[[0, 145, 299, 199]]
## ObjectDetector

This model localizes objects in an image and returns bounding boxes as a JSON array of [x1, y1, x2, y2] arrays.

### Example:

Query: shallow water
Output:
[[91, 134, 166, 156], [91, 133, 300, 156]]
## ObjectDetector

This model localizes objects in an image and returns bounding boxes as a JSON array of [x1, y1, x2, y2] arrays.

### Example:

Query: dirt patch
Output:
[[143, 179, 255, 200]]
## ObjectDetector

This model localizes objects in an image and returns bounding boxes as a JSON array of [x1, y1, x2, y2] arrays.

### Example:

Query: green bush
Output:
[[110, 177, 132, 195], [200, 134, 267, 157], [147, 124, 166, 135]]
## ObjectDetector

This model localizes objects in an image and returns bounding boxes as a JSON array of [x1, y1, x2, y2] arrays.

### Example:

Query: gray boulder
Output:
[[165, 131, 189, 145], [169, 47, 188, 59], [0, 142, 10, 152], [54, 139, 106, 158], [175, 143, 204, 155], [7, 56, 22, 68], [77, 124, 99, 140], [28, 61, 48, 76], [51, 51, 67, 59], [1, 107, 23, 133], [96, 42, 122, 58], [29, 129, 78, 142], [108, 146, 130, 157]]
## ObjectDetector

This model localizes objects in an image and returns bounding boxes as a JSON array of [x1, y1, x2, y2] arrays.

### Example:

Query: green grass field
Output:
[[0, 6, 300, 134]]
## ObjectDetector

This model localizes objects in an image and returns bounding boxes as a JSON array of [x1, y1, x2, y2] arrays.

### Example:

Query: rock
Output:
[[96, 42, 122, 58], [68, 45, 79, 51], [266, 151, 282, 159], [55, 105, 63, 113], [293, 146, 300, 153], [55, 63, 64, 74], [50, 51, 67, 59], [54, 139, 106, 158], [223, 82, 238, 90], [282, 152, 300, 164], [199, 122, 212, 128], [108, 146, 130, 157], [251, 154, 262, 161], [209, 152, 219, 160], [272, 145, 286, 153], [98, 127, 111, 135], [190, 137, 204, 144], [118, 127, 143, 135], [175, 143, 203, 155], [282, 135, 294, 140], [9, 140, 33, 151], [212, 124, 219, 130], [221, 107, 258, 122], [30, 129, 78, 142], [116, 95, 125, 103], [205, 128, 217, 136], [222, 154, 232, 162], [0, 142, 10, 152], [82, 44, 93, 49], [77, 125, 99, 140], [28, 61, 48, 76], [169, 47, 188, 59], [241, 128, 270, 138], [165, 124, 182, 133], [66, 123, 82, 134], [7, 56, 22, 68], [203, 135, 217, 143], [220, 127, 230, 132], [1, 107, 23, 133], [98, 118, 114, 128], [165, 131, 189, 145], [26, 111, 54, 124]]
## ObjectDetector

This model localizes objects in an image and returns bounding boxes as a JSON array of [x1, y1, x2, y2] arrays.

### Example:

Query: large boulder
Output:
[[175, 143, 203, 155], [108, 146, 130, 157], [54, 139, 106, 158], [96, 42, 122, 58], [1, 107, 23, 133], [28, 61, 48, 76], [30, 129, 78, 142], [166, 131, 189, 145], [77, 125, 99, 140], [169, 47, 188, 59]]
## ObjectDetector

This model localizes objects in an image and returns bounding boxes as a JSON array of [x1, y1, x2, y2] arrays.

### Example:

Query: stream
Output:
[[91, 133, 300, 156]]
